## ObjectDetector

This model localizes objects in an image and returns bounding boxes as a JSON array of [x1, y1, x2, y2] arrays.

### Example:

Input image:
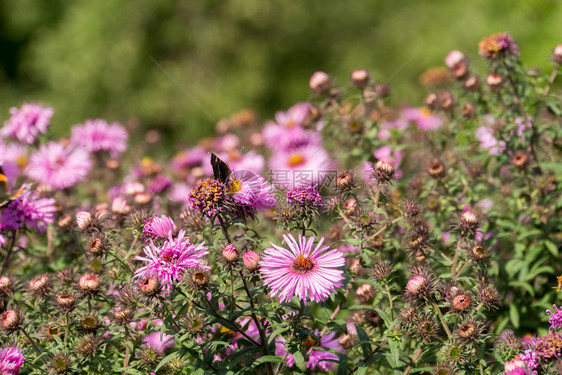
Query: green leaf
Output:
[[510, 304, 520, 329], [292, 351, 306, 372], [355, 324, 372, 357], [155, 352, 179, 372], [545, 240, 559, 256]]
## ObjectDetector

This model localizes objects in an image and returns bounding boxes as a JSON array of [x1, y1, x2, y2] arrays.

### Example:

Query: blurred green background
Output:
[[0, 0, 560, 144]]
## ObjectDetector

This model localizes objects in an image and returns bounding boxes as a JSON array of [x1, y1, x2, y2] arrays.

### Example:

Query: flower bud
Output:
[[373, 83, 390, 97], [57, 214, 73, 230], [406, 275, 427, 295], [459, 211, 479, 233], [76, 211, 93, 231], [309, 71, 330, 93], [464, 75, 480, 90], [350, 69, 370, 88], [372, 160, 395, 182], [0, 276, 13, 296], [106, 158, 120, 171], [553, 44, 562, 64], [243, 251, 260, 271], [336, 172, 355, 191], [445, 50, 466, 69], [427, 159, 446, 179], [56, 293, 76, 311], [189, 269, 210, 290], [78, 274, 100, 293], [222, 244, 239, 263], [486, 73, 502, 91], [452, 294, 471, 312], [51, 353, 70, 373], [112, 307, 134, 325], [461, 102, 475, 118], [140, 277, 160, 297], [111, 197, 131, 215], [1, 309, 22, 331], [29, 274, 50, 295], [355, 283, 375, 303], [134, 192, 152, 205]]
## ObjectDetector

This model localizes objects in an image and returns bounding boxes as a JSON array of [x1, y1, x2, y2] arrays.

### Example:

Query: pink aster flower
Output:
[[268, 145, 333, 189], [503, 358, 531, 375], [0, 190, 56, 233], [70, 119, 128, 158], [143, 215, 177, 241], [214, 150, 265, 175], [402, 107, 443, 131], [1, 103, 54, 144], [143, 331, 175, 353], [260, 234, 345, 304], [0, 143, 28, 182], [275, 330, 342, 371], [475, 126, 506, 155], [228, 170, 276, 212], [26, 142, 92, 189], [263, 125, 322, 152], [134, 230, 208, 290], [0, 346, 25, 375]]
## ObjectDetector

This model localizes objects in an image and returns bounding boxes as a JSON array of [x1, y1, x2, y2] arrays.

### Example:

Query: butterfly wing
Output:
[[211, 153, 231, 183]]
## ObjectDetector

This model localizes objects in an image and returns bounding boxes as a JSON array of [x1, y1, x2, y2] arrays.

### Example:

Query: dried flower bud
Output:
[[512, 152, 528, 169], [338, 334, 355, 349], [445, 50, 466, 69], [456, 319, 482, 343], [89, 235, 107, 256], [355, 283, 375, 303], [140, 277, 160, 297], [56, 293, 76, 311], [478, 285, 500, 309], [336, 172, 356, 192], [80, 315, 100, 332], [309, 71, 330, 93], [451, 294, 472, 312], [222, 244, 239, 264], [75, 335, 98, 357], [415, 314, 440, 341], [1, 309, 22, 331], [403, 200, 421, 218], [350, 69, 370, 88], [486, 73, 503, 91], [78, 274, 100, 294], [425, 93, 439, 109], [29, 274, 50, 295], [371, 262, 392, 281], [469, 244, 490, 263], [57, 214, 73, 230], [51, 352, 70, 373], [373, 82, 390, 97], [399, 306, 417, 325], [243, 251, 260, 271], [406, 275, 427, 295], [140, 344, 160, 365], [111, 197, 131, 215], [427, 159, 446, 179], [188, 268, 210, 290], [76, 211, 93, 231], [111, 307, 134, 325], [372, 160, 395, 182]]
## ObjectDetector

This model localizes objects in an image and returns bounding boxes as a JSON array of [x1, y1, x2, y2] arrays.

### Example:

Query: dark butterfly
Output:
[[0, 165, 25, 208], [211, 153, 231, 183]]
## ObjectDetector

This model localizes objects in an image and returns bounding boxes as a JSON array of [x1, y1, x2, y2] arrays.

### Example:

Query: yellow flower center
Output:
[[288, 153, 306, 167], [292, 255, 314, 273], [229, 178, 242, 193]]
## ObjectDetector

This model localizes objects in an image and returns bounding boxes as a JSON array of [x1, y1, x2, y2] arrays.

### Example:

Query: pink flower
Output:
[[475, 126, 506, 155], [402, 107, 443, 131], [268, 145, 333, 189], [0, 190, 56, 233], [275, 330, 342, 371], [70, 119, 128, 158], [143, 215, 177, 240], [260, 234, 345, 304], [263, 124, 321, 152], [228, 170, 276, 212], [0, 346, 25, 375], [1, 103, 54, 144], [503, 359, 531, 375], [143, 331, 175, 353], [171, 146, 207, 171], [134, 230, 208, 290], [547, 304, 562, 331], [214, 150, 265, 174], [26, 142, 92, 189]]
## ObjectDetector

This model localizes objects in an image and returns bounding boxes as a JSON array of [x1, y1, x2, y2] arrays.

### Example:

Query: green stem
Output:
[[431, 301, 452, 339]]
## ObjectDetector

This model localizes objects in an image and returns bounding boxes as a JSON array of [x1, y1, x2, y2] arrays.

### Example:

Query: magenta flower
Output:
[[503, 359, 531, 375], [263, 125, 322, 152], [143, 331, 175, 353], [70, 119, 128, 158], [214, 150, 265, 175], [228, 170, 275, 212], [517, 350, 539, 374], [268, 145, 333, 189], [26, 142, 92, 189], [0, 190, 56, 233], [1, 103, 54, 144], [260, 234, 345, 304], [547, 304, 562, 331], [143, 215, 177, 241], [402, 107, 443, 131], [0, 346, 25, 375], [475, 126, 506, 155], [134, 230, 208, 290], [275, 330, 342, 371], [171, 146, 207, 171]]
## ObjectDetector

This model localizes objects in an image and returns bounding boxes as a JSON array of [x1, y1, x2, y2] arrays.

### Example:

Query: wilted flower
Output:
[[478, 32, 520, 59], [260, 234, 345, 304], [189, 177, 229, 216]]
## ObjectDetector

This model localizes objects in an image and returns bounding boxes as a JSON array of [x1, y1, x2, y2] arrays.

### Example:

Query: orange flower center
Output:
[[288, 153, 306, 167], [292, 255, 314, 273]]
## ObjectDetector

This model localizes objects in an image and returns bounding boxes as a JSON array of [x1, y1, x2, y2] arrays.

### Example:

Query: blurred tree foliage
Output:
[[0, 0, 560, 144]]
